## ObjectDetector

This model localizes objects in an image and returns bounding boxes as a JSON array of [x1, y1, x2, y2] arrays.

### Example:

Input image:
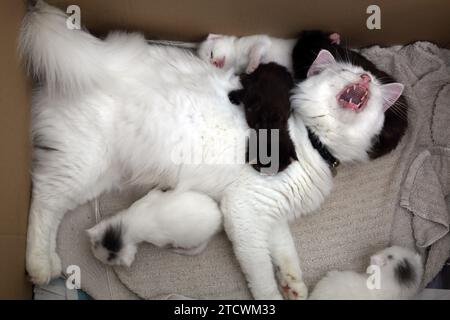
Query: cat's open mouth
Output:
[[337, 74, 371, 112]]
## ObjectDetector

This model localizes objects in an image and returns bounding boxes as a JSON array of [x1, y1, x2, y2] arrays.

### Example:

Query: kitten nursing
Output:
[[198, 34, 296, 74], [22, 2, 410, 300], [310, 246, 423, 300], [228, 63, 297, 173]]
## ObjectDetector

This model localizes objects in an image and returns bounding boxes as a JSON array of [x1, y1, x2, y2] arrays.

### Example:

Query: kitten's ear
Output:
[[307, 49, 336, 77], [207, 33, 223, 40], [380, 83, 404, 112]]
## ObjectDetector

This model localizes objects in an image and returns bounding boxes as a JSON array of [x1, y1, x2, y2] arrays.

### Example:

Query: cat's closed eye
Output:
[[210, 51, 214, 59]]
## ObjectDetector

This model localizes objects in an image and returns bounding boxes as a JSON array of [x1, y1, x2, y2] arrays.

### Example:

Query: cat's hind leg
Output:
[[27, 139, 112, 284]]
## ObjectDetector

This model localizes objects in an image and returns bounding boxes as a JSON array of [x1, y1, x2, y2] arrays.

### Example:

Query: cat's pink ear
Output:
[[207, 33, 223, 40], [307, 50, 336, 77], [380, 83, 404, 112]]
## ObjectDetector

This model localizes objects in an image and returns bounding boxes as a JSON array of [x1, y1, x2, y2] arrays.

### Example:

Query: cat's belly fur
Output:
[[33, 44, 332, 218]]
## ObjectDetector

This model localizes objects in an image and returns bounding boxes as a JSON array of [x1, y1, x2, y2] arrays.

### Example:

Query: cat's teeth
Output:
[[349, 98, 353, 104], [353, 85, 356, 90], [346, 89, 350, 94]]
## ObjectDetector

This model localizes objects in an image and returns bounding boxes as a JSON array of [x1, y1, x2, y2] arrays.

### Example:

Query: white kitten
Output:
[[310, 246, 423, 300], [86, 189, 222, 267], [197, 34, 296, 74]]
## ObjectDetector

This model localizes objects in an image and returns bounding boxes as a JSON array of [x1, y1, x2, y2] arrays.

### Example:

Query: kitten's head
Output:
[[370, 246, 423, 289], [86, 220, 137, 267], [291, 50, 404, 163], [198, 34, 236, 71]]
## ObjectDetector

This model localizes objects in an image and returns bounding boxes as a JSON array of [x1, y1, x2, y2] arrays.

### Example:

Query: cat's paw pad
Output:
[[276, 268, 308, 300], [280, 280, 308, 300], [329, 32, 341, 45]]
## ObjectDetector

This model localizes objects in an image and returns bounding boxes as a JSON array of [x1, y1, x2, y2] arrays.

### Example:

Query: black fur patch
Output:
[[101, 224, 123, 253], [228, 63, 297, 173], [395, 258, 416, 286], [292, 30, 408, 159]]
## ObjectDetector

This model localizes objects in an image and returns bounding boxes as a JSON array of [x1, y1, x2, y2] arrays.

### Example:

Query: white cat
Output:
[[87, 189, 222, 267], [197, 34, 296, 74], [310, 246, 423, 300], [21, 1, 404, 299]]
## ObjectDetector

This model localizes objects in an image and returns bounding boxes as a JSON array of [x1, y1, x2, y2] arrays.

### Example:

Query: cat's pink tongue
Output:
[[337, 74, 371, 112]]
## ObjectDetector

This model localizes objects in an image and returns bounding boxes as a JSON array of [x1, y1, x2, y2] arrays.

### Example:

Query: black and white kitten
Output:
[[310, 246, 423, 299]]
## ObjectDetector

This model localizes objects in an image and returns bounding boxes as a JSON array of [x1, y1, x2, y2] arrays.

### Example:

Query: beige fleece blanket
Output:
[[57, 41, 450, 300]]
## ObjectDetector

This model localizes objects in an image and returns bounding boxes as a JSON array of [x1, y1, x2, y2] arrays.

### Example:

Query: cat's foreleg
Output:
[[269, 219, 308, 300], [221, 194, 283, 299]]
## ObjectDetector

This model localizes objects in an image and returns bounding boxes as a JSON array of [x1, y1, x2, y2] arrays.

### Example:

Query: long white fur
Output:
[[197, 34, 296, 74], [86, 189, 222, 267], [310, 246, 423, 300], [22, 1, 398, 299]]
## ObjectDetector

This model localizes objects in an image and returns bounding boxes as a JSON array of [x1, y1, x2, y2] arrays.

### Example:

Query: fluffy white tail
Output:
[[19, 1, 106, 94]]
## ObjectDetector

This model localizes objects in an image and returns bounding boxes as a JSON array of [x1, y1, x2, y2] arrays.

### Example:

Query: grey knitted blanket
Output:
[[57, 41, 450, 300]]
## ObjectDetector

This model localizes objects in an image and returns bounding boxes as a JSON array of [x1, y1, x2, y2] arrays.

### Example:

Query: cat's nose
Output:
[[360, 74, 371, 83]]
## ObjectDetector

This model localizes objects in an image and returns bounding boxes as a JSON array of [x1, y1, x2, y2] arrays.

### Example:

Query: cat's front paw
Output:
[[170, 242, 208, 256], [276, 268, 308, 300], [280, 279, 308, 300]]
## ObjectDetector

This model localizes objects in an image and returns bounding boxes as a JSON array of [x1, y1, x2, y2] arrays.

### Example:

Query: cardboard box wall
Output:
[[0, 0, 449, 299]]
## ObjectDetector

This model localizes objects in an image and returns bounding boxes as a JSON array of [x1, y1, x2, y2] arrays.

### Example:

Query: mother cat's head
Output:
[[291, 49, 407, 163]]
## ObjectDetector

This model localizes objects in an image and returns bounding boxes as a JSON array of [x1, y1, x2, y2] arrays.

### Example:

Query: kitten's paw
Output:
[[26, 253, 53, 285], [245, 63, 259, 74], [329, 32, 341, 45], [170, 242, 208, 256], [276, 268, 308, 300]]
